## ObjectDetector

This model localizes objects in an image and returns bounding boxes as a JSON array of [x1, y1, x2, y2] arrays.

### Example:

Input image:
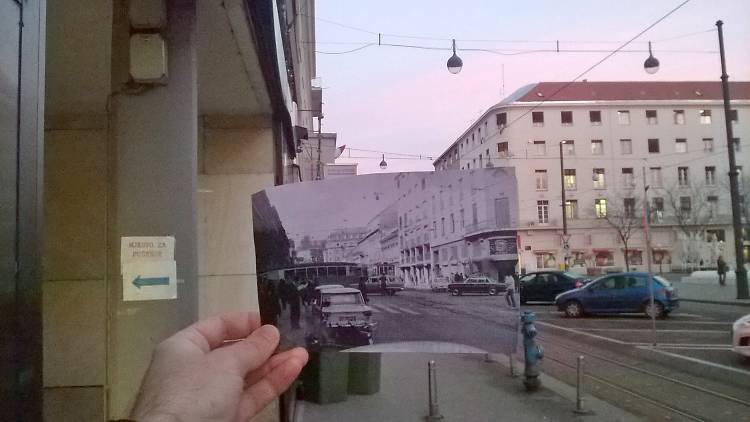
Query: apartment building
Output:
[[434, 81, 750, 275]]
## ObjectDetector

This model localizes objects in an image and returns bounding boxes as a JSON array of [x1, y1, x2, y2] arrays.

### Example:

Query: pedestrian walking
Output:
[[288, 282, 301, 329], [358, 276, 369, 303], [277, 279, 288, 312], [717, 256, 727, 286], [379, 274, 388, 296], [504, 272, 517, 309]]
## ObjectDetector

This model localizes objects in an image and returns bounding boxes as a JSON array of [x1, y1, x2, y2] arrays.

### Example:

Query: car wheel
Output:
[[488, 287, 498, 296], [564, 300, 584, 318], [451, 289, 461, 296], [644, 301, 665, 319]]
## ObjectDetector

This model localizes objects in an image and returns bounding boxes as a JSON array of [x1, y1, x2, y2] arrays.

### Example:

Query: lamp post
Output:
[[559, 141, 570, 270], [643, 21, 747, 299]]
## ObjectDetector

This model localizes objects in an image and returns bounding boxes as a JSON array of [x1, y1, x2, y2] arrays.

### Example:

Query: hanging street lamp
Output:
[[447, 39, 463, 74], [379, 154, 388, 170], [643, 41, 660, 74]]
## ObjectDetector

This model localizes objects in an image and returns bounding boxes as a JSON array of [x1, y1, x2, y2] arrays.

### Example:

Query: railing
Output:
[[464, 219, 502, 234]]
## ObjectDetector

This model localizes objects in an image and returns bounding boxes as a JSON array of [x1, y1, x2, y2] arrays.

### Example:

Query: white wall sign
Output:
[[121, 236, 177, 301]]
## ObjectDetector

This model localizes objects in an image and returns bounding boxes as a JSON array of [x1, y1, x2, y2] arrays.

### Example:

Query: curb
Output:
[[679, 298, 750, 308]]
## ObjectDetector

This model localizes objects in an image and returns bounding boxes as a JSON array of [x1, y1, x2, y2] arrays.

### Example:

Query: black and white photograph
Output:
[[253, 169, 521, 353]]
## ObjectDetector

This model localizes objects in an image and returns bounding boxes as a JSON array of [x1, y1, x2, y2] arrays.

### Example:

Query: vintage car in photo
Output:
[[310, 287, 376, 346], [348, 275, 405, 295], [732, 313, 750, 359], [447, 275, 507, 296]]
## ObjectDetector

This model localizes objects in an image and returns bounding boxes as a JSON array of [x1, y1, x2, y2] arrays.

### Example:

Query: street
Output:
[[276, 289, 750, 420]]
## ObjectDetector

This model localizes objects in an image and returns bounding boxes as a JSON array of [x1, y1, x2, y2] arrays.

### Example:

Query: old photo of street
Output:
[[252, 169, 522, 353]]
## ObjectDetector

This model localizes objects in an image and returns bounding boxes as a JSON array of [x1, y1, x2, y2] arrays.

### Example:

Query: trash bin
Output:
[[300, 346, 349, 404], [347, 352, 381, 395]]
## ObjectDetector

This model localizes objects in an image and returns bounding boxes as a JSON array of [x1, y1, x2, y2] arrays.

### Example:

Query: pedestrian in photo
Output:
[[504, 272, 517, 309], [380, 274, 388, 296], [278, 278, 288, 312], [289, 282, 301, 329], [358, 276, 369, 303], [717, 255, 727, 286]]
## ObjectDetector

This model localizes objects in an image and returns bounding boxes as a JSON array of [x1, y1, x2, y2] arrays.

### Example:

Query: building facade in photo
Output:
[[434, 81, 750, 275], [323, 227, 368, 262]]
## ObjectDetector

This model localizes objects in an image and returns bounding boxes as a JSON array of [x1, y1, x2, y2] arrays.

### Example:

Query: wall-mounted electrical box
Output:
[[129, 0, 167, 29], [129, 34, 168, 83]]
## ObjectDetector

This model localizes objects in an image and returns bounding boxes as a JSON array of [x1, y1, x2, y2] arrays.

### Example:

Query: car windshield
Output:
[[324, 293, 363, 305], [563, 272, 583, 279], [653, 275, 672, 287]]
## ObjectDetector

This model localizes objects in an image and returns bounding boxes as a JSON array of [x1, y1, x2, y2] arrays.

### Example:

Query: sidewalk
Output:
[[300, 352, 641, 422], [659, 272, 750, 307]]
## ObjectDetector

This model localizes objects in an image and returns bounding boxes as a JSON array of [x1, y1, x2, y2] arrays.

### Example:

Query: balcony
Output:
[[464, 219, 507, 237]]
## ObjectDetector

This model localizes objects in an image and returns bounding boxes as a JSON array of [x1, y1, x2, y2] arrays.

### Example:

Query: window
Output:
[[432, 221, 436, 237], [593, 168, 606, 189], [699, 109, 712, 124], [498, 142, 509, 157], [472, 203, 478, 224], [564, 169, 577, 190], [734, 138, 741, 152], [537, 200, 549, 223], [730, 109, 738, 122], [478, 127, 482, 142], [479, 154, 483, 168], [627, 250, 644, 266], [595, 198, 607, 218], [707, 196, 719, 218], [624, 198, 636, 218], [536, 253, 556, 269], [679, 196, 691, 217], [703, 138, 714, 152], [705, 166, 716, 186], [595, 252, 614, 267], [562, 140, 575, 155], [496, 112, 507, 126], [650, 167, 662, 187], [620, 139, 632, 154], [648, 138, 660, 153], [621, 168, 634, 188], [675, 138, 687, 153], [535, 169, 548, 191], [472, 133, 475, 145], [706, 228, 725, 242], [674, 110, 685, 125], [589, 110, 602, 125], [450, 213, 455, 233], [561, 111, 573, 125], [460, 209, 465, 228], [617, 110, 630, 125], [533, 140, 546, 155], [646, 109, 658, 125], [591, 140, 603, 155], [532, 111, 544, 126], [678, 167, 689, 186], [441, 217, 445, 236], [565, 200, 578, 220], [652, 197, 664, 222]]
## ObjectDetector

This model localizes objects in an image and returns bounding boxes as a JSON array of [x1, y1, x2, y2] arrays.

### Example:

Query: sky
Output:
[[314, 0, 750, 174]]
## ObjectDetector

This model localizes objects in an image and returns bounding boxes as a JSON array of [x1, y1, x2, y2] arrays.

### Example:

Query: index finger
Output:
[[174, 312, 262, 352]]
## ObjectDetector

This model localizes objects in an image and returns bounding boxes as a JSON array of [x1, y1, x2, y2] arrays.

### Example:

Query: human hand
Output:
[[131, 312, 308, 422]]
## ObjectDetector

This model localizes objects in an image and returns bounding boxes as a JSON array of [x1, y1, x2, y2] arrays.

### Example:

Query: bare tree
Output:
[[664, 182, 718, 269], [602, 192, 642, 272]]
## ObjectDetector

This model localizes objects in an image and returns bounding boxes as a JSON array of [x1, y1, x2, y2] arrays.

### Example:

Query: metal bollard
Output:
[[573, 355, 593, 415], [521, 311, 543, 391], [426, 360, 444, 420], [509, 351, 518, 377]]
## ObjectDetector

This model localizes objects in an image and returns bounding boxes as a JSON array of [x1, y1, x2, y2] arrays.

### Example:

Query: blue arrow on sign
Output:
[[133, 275, 170, 289]]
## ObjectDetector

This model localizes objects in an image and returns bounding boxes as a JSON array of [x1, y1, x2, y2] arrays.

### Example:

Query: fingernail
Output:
[[257, 324, 280, 341]]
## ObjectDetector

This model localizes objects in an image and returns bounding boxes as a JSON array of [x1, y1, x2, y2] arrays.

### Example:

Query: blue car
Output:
[[555, 272, 678, 318]]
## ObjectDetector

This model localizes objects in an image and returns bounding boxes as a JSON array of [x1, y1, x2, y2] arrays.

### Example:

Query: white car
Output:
[[732, 314, 750, 358]]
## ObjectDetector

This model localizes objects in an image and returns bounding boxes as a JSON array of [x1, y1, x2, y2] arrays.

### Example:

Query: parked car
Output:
[[448, 275, 507, 296], [519, 271, 590, 303], [732, 314, 750, 359], [554, 272, 678, 318], [431, 276, 451, 292], [349, 276, 404, 295], [311, 287, 376, 346]]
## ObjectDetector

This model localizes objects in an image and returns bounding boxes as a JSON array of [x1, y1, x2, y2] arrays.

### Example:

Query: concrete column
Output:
[[107, 2, 198, 417]]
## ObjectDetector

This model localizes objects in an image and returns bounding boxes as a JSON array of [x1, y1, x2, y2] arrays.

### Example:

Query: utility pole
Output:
[[642, 166, 657, 344], [315, 115, 323, 180], [559, 141, 569, 270], [717, 20, 748, 299]]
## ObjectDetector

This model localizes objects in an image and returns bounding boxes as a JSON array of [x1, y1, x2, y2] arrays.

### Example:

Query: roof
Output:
[[515, 81, 750, 102], [323, 287, 361, 294]]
